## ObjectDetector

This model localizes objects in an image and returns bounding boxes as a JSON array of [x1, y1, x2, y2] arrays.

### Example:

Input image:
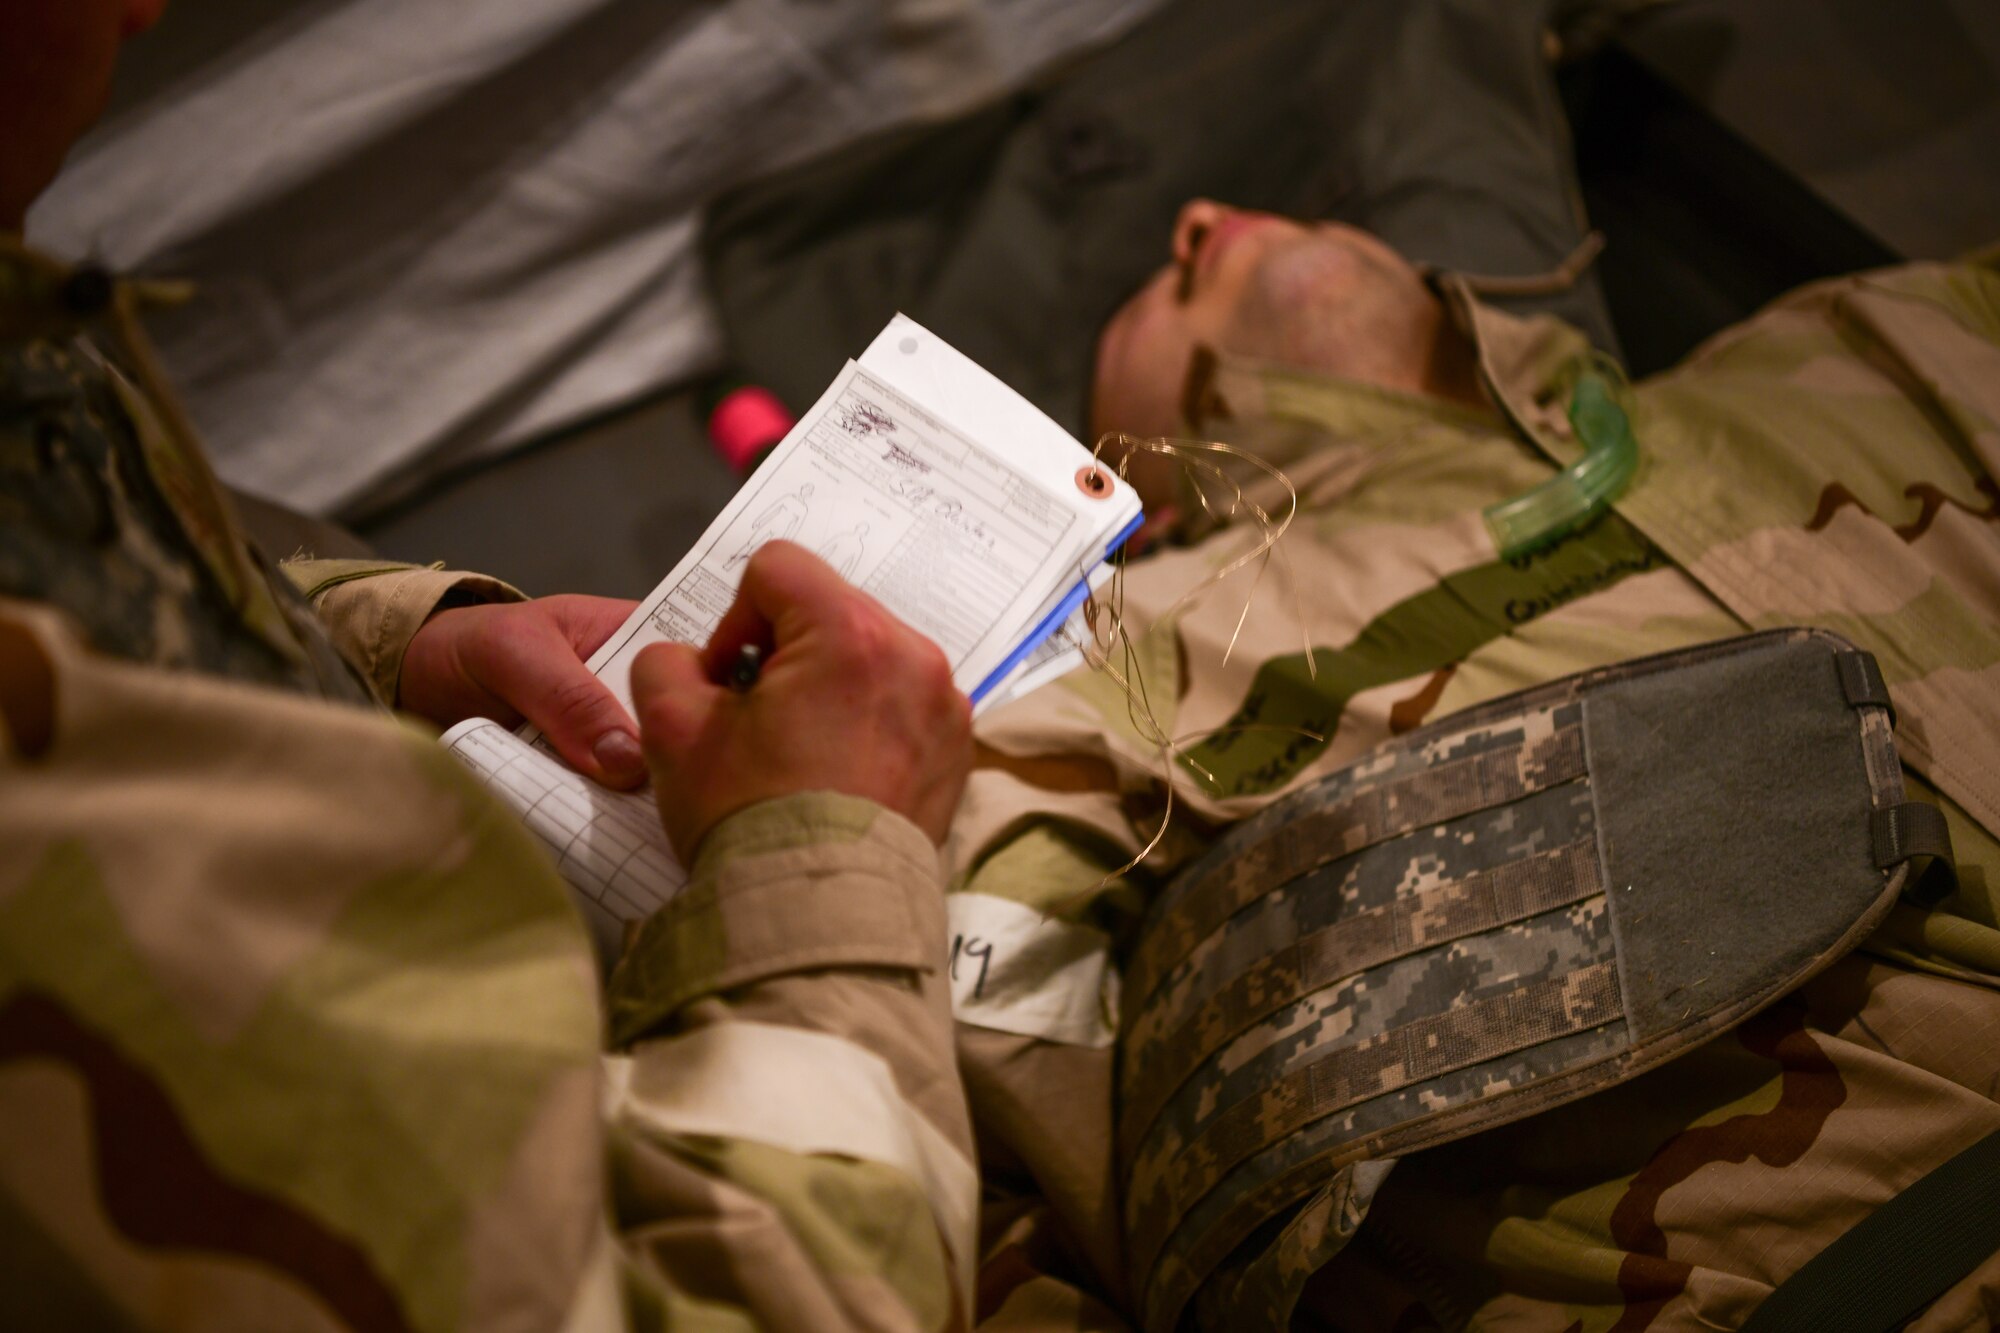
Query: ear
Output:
[[123, 0, 169, 38]]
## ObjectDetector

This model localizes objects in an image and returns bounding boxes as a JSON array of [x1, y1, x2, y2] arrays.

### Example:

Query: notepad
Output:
[[442, 315, 1142, 956]]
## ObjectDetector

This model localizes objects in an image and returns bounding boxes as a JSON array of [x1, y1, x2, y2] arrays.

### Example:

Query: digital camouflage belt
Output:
[[1117, 629, 1950, 1332]]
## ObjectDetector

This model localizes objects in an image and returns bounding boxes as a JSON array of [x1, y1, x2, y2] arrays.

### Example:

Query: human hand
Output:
[[400, 594, 645, 788], [631, 541, 972, 859]]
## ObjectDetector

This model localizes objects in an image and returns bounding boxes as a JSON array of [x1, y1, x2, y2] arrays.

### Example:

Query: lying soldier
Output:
[[955, 199, 2000, 1331]]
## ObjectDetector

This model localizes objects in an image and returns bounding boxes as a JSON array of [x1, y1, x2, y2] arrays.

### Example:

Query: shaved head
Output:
[[1091, 200, 1483, 499]]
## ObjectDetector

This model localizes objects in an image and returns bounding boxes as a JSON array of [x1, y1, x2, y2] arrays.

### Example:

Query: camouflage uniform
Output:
[[0, 236, 976, 1331], [952, 258, 2000, 1330], [9, 223, 2000, 1331]]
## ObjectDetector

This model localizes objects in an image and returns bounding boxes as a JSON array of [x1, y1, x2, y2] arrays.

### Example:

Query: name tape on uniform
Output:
[[945, 892, 1119, 1048]]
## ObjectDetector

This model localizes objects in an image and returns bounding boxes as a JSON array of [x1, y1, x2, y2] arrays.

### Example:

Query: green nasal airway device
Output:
[[1484, 364, 1640, 559]]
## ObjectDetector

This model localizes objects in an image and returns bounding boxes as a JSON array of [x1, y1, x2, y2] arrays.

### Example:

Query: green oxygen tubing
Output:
[[1482, 358, 1640, 560]]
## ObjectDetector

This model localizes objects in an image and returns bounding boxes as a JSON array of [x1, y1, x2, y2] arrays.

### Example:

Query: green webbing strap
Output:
[[1871, 801, 1959, 907], [1738, 1126, 2000, 1333], [1834, 650, 1895, 725]]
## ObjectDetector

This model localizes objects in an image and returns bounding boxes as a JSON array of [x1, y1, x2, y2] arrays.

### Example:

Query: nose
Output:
[[1172, 199, 1232, 268]]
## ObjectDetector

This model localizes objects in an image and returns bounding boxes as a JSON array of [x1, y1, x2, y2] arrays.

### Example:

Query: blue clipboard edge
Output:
[[969, 509, 1146, 705]]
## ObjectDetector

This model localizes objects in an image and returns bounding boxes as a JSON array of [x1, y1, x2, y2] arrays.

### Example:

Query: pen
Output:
[[726, 643, 764, 692]]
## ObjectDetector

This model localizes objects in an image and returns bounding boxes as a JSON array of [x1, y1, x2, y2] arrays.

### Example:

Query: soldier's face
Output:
[[0, 0, 168, 228], [1091, 199, 1444, 444]]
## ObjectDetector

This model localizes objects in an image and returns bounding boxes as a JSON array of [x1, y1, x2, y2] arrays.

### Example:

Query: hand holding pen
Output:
[[726, 642, 763, 692], [629, 541, 972, 861]]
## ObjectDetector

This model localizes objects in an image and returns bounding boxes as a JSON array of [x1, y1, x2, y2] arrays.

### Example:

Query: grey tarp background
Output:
[[27, 0, 1170, 518], [701, 0, 1639, 441]]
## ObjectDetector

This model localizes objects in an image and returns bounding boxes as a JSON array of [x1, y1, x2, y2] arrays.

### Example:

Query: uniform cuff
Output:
[[606, 793, 946, 1047], [280, 558, 522, 705]]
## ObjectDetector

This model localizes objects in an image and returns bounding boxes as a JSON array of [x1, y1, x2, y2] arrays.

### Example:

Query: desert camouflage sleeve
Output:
[[0, 595, 619, 1331], [603, 792, 980, 1333], [1, 594, 979, 1333], [281, 560, 985, 1330], [281, 559, 984, 1332], [279, 557, 523, 705]]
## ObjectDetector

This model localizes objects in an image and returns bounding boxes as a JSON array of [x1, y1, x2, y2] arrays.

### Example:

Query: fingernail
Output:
[[593, 729, 644, 781]]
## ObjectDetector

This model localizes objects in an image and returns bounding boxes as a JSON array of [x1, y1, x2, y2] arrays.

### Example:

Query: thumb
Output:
[[630, 641, 724, 770], [490, 620, 646, 789]]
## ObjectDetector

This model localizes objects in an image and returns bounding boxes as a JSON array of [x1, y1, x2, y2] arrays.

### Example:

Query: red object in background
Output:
[[706, 383, 795, 474]]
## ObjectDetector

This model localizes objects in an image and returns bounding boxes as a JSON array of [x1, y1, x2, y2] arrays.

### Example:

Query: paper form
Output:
[[979, 564, 1113, 711], [454, 316, 1141, 947], [442, 717, 684, 954], [585, 359, 1096, 711], [858, 315, 1105, 496]]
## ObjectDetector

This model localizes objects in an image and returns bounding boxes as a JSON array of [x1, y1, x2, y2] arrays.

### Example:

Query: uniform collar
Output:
[[1184, 341, 1505, 449]]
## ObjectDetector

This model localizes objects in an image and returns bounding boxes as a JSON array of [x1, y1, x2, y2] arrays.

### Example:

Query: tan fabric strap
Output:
[[1425, 231, 1606, 299], [1872, 801, 1959, 907], [1835, 649, 1896, 724]]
